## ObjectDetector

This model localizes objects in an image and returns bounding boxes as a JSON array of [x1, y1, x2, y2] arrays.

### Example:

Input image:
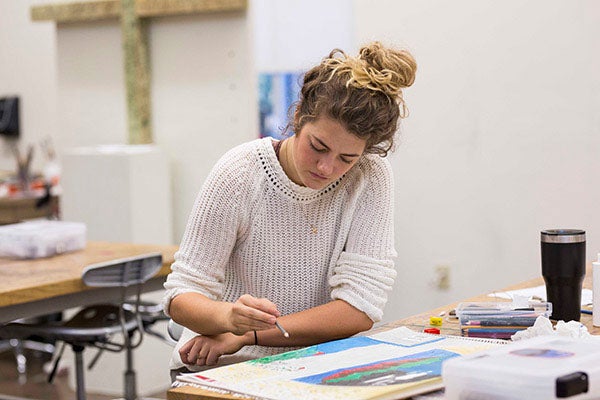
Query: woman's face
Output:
[[290, 116, 366, 190]]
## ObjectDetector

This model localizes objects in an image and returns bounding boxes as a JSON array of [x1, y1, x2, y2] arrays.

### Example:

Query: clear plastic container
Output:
[[0, 220, 86, 259], [443, 335, 600, 400]]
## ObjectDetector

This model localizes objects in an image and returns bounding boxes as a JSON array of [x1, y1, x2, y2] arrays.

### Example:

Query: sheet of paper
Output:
[[488, 285, 592, 306], [177, 327, 504, 400]]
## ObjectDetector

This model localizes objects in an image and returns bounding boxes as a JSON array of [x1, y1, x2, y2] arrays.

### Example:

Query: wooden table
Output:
[[167, 267, 598, 400], [0, 241, 177, 324], [383, 267, 598, 336]]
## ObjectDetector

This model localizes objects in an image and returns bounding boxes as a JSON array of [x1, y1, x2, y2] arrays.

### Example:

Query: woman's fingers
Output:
[[179, 336, 210, 365], [179, 338, 196, 364], [206, 348, 222, 366], [195, 340, 209, 361], [180, 334, 243, 366], [239, 294, 281, 317], [229, 294, 281, 333]]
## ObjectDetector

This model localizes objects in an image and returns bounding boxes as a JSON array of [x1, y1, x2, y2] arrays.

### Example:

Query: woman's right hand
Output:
[[226, 294, 280, 335]]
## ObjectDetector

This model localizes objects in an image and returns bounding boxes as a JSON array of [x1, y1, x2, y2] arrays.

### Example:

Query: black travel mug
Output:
[[541, 229, 586, 322]]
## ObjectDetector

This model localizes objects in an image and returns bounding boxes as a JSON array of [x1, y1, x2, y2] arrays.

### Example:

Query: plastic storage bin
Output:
[[0, 220, 86, 259], [443, 335, 600, 400]]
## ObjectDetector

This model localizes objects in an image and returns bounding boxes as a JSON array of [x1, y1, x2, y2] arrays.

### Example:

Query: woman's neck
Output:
[[279, 137, 303, 186]]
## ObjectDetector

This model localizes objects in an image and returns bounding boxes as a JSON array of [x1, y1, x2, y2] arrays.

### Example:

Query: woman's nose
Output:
[[316, 156, 334, 176]]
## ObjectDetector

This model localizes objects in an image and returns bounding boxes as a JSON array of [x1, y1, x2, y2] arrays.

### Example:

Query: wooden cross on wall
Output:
[[31, 0, 247, 144]]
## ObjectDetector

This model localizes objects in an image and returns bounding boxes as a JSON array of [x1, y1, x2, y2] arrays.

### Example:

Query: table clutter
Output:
[[456, 300, 552, 339]]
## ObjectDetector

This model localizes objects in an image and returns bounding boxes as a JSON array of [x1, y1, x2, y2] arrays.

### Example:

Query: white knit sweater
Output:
[[162, 137, 397, 370]]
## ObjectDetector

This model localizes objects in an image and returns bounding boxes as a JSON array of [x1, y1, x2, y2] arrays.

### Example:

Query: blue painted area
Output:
[[312, 336, 384, 353], [249, 336, 381, 365]]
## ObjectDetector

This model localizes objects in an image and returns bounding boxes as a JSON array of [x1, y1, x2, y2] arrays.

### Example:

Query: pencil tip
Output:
[[284, 332, 290, 338]]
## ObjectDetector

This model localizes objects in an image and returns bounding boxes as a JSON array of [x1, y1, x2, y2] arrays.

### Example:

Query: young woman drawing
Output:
[[163, 41, 417, 377]]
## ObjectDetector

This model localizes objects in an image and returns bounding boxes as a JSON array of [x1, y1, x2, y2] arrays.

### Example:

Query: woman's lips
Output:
[[310, 171, 328, 180]]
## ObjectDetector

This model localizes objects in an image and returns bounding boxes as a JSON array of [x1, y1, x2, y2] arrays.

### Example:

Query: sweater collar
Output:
[[259, 137, 342, 202]]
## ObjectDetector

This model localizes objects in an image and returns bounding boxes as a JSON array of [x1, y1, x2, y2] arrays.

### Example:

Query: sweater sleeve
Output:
[[329, 157, 397, 322], [161, 147, 250, 316]]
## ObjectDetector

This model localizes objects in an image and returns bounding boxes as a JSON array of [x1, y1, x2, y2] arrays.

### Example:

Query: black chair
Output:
[[167, 319, 184, 343], [0, 252, 162, 400], [123, 299, 173, 346]]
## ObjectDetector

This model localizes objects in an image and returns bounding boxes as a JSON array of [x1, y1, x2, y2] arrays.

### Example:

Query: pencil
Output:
[[275, 321, 290, 338]]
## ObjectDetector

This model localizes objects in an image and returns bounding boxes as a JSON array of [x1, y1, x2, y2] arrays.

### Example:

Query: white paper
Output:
[[488, 285, 592, 306]]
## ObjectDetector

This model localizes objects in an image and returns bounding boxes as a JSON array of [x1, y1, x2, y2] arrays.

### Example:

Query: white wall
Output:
[[151, 12, 257, 241], [54, 10, 257, 244], [55, 20, 127, 148], [252, 0, 354, 72], [0, 0, 57, 173], [354, 0, 600, 320]]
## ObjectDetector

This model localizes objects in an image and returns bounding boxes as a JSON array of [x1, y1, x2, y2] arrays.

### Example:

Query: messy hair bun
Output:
[[323, 42, 417, 117], [294, 42, 417, 156]]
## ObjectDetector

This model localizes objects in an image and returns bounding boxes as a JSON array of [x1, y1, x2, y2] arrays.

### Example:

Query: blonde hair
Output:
[[293, 42, 417, 156]]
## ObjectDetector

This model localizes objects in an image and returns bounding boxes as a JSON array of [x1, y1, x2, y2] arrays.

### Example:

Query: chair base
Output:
[[0, 338, 55, 377]]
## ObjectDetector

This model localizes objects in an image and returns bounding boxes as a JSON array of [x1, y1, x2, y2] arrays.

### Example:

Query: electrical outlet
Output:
[[434, 265, 450, 290]]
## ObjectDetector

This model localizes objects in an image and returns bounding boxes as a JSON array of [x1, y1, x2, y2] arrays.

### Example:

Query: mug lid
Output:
[[541, 229, 585, 243]]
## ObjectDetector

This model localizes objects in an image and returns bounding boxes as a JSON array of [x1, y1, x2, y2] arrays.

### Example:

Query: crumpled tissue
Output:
[[511, 315, 591, 341]]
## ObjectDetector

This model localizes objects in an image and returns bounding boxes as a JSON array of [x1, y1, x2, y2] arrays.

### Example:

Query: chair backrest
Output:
[[82, 253, 163, 288], [167, 319, 184, 342]]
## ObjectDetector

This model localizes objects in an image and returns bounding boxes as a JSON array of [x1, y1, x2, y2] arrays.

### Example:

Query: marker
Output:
[[275, 321, 290, 338]]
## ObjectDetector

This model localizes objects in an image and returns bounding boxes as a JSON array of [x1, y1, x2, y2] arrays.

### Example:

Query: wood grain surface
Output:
[[0, 241, 176, 307]]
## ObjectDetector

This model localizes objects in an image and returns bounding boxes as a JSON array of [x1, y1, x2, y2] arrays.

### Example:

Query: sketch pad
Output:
[[175, 327, 505, 400]]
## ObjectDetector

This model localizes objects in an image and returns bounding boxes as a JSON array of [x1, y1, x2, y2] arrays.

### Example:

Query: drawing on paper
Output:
[[297, 349, 458, 386], [176, 327, 505, 400]]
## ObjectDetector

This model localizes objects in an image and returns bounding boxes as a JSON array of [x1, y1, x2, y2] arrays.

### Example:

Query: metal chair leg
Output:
[[11, 339, 27, 376], [0, 338, 56, 379], [48, 341, 66, 383], [72, 344, 86, 400], [124, 333, 137, 400]]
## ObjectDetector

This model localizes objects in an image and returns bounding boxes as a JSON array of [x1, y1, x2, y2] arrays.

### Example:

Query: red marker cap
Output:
[[424, 327, 440, 334]]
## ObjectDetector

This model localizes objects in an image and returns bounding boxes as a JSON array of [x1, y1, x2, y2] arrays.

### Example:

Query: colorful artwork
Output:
[[258, 71, 303, 140], [297, 349, 457, 386], [176, 327, 505, 400]]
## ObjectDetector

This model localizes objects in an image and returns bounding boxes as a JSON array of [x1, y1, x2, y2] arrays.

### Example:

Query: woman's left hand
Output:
[[179, 332, 251, 367]]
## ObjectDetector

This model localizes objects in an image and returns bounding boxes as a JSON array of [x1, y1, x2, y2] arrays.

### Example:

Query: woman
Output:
[[163, 41, 417, 378]]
